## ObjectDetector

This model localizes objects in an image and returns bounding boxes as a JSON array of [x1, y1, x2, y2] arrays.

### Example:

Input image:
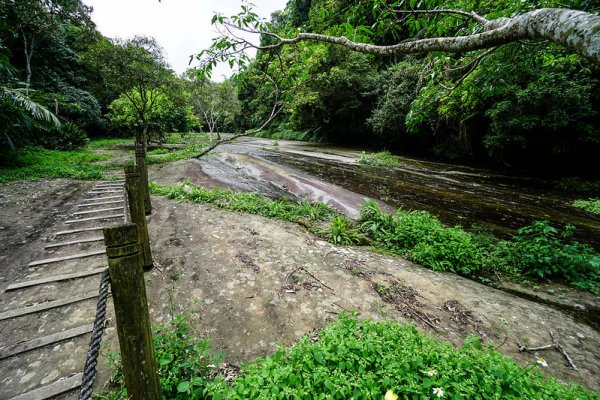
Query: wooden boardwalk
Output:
[[0, 179, 125, 400]]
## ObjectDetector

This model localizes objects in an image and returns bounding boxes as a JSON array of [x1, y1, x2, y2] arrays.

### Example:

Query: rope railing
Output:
[[78, 183, 129, 400], [79, 154, 155, 399]]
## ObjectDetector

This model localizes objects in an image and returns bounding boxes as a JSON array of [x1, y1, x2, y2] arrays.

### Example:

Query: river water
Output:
[[200, 137, 600, 248]]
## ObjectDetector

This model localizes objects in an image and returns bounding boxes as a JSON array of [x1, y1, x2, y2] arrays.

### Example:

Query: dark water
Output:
[[259, 147, 600, 248]]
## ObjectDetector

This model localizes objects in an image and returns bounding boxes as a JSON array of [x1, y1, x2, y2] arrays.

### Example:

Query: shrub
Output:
[[573, 199, 600, 216], [357, 151, 401, 168], [494, 221, 600, 293], [204, 314, 597, 399], [329, 215, 360, 245], [359, 200, 483, 276], [106, 315, 220, 399]]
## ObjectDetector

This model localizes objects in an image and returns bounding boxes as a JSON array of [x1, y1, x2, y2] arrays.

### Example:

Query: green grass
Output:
[[0, 147, 110, 183], [104, 313, 598, 400], [573, 199, 600, 216], [150, 182, 335, 224], [357, 151, 401, 168], [254, 128, 323, 142], [88, 137, 131, 150]]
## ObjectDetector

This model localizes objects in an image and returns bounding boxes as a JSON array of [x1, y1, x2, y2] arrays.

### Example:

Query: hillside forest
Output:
[[1, 0, 599, 177]]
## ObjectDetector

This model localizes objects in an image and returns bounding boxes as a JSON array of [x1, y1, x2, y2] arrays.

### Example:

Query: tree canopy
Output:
[[196, 0, 599, 173]]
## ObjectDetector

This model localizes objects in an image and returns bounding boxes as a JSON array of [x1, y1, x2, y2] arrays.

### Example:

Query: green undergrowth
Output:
[[357, 200, 600, 295], [149, 181, 335, 224], [102, 313, 597, 400], [0, 147, 110, 182], [146, 143, 209, 165], [88, 137, 131, 150], [573, 199, 600, 216], [357, 151, 401, 168], [254, 128, 323, 142]]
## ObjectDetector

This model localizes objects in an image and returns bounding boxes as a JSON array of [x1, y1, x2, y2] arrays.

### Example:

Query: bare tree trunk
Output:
[[22, 33, 34, 95]]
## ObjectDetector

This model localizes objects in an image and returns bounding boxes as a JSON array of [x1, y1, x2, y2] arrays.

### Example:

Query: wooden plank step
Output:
[[6, 267, 107, 290], [80, 196, 121, 203], [45, 237, 104, 249], [28, 250, 106, 267], [7, 372, 83, 400], [54, 226, 103, 236], [0, 324, 93, 360], [73, 206, 124, 215], [78, 200, 122, 208], [65, 214, 123, 224], [0, 292, 98, 321], [87, 190, 122, 195]]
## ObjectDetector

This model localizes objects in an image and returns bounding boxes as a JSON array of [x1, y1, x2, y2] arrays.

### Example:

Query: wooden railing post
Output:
[[103, 223, 161, 400], [124, 165, 153, 270], [135, 142, 152, 215]]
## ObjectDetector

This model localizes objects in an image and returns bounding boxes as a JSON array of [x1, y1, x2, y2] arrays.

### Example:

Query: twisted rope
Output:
[[78, 270, 111, 400]]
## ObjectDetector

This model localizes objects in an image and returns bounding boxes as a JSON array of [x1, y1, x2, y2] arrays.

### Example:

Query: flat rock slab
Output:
[[108, 195, 600, 393]]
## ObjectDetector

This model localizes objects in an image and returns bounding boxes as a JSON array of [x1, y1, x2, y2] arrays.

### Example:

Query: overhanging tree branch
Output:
[[204, 8, 600, 64]]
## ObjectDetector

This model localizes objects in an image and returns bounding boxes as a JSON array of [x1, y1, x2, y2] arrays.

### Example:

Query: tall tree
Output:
[[88, 36, 172, 143], [186, 75, 241, 139]]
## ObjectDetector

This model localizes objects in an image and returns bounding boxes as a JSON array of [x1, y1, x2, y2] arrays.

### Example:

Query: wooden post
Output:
[[103, 223, 161, 400], [124, 165, 153, 270], [135, 142, 152, 215]]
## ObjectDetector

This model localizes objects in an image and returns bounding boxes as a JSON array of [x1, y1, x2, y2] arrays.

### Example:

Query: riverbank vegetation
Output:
[[151, 182, 600, 296], [104, 313, 598, 400], [574, 200, 600, 216]]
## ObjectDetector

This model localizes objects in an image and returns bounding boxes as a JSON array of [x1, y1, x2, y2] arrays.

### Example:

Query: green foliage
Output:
[[359, 200, 484, 275], [204, 314, 597, 399], [358, 200, 600, 294], [357, 151, 401, 168], [329, 215, 360, 245], [573, 199, 600, 215], [150, 182, 336, 224], [36, 121, 88, 150], [104, 314, 220, 400], [0, 147, 108, 182], [108, 89, 197, 141], [493, 222, 600, 293]]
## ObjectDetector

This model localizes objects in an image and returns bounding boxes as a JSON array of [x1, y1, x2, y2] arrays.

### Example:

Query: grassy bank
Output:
[[0, 147, 111, 183], [574, 199, 600, 216], [103, 313, 598, 400]]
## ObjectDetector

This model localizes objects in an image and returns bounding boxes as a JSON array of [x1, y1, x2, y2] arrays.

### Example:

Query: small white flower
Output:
[[425, 369, 438, 377], [384, 390, 398, 400], [433, 387, 444, 398], [536, 357, 548, 367]]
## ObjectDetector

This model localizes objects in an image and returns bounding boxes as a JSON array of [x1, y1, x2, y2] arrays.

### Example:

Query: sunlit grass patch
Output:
[[357, 150, 401, 168]]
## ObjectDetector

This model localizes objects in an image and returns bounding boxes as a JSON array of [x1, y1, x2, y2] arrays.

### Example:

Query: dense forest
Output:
[[0, 0, 240, 155], [222, 0, 600, 175], [1, 0, 599, 176]]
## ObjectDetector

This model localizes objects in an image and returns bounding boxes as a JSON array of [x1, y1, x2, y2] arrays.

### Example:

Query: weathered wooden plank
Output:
[[0, 292, 98, 321], [6, 267, 107, 290], [44, 237, 104, 249], [87, 190, 122, 195], [65, 214, 124, 224], [0, 325, 93, 360], [78, 200, 122, 208], [7, 372, 83, 400], [54, 226, 103, 236], [73, 206, 124, 216], [28, 250, 106, 267], [80, 196, 121, 203]]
